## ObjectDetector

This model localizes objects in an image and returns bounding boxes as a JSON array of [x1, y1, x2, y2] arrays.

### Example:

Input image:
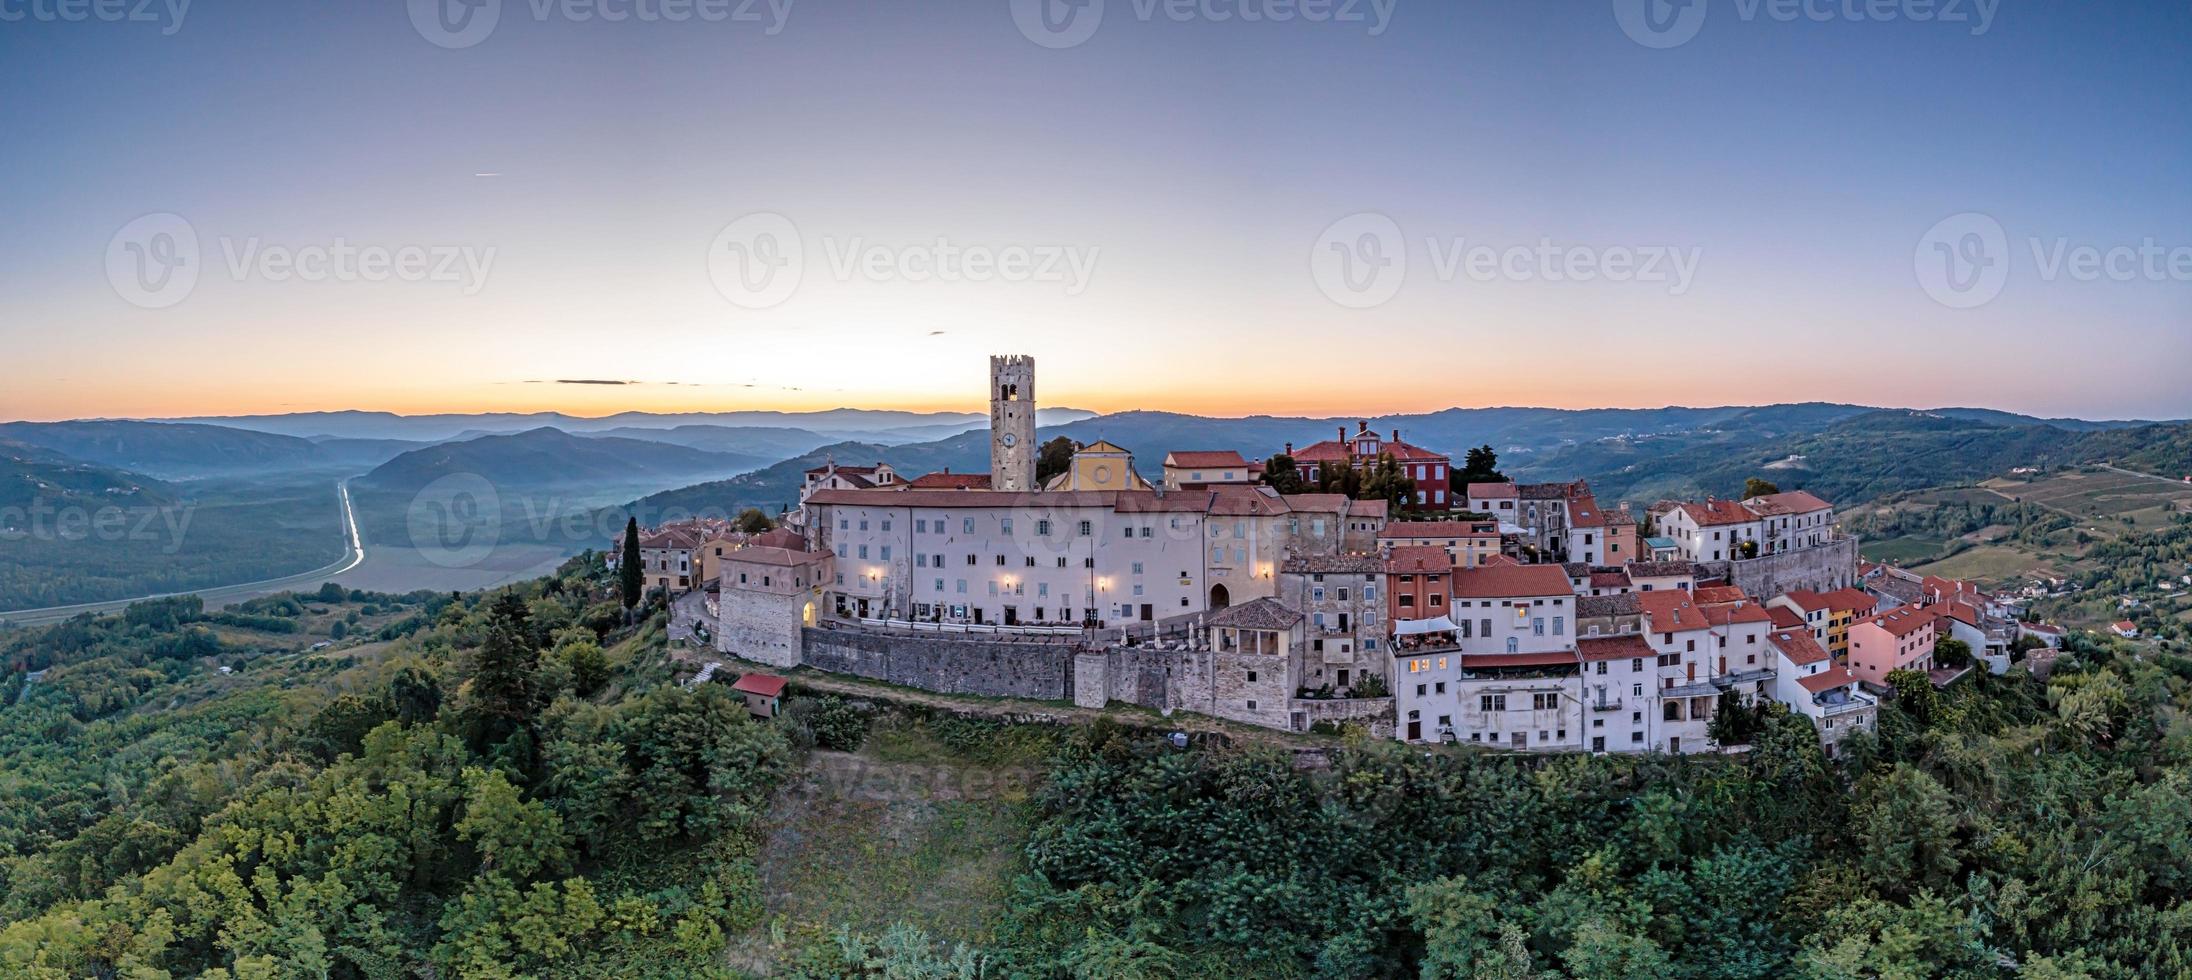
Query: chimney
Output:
[[1284, 442, 1293, 456], [1338, 426, 1346, 442], [1358, 420, 1369, 434], [1391, 429, 1400, 442]]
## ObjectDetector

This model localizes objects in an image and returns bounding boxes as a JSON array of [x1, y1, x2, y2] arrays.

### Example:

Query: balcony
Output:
[[1589, 697, 1624, 712]]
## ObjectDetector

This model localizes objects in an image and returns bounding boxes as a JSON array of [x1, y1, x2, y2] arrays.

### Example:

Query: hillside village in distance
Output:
[[625, 355, 2080, 756]]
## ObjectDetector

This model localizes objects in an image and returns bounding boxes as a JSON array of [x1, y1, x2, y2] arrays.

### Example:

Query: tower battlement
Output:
[[989, 354, 1037, 491]]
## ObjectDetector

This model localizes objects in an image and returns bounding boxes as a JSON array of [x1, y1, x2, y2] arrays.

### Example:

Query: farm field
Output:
[[1983, 468, 2192, 535]]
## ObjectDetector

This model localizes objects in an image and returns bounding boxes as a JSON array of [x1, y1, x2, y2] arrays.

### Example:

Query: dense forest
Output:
[[3, 558, 2192, 976]]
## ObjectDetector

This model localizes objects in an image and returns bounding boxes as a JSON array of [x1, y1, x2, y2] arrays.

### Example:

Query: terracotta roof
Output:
[[1692, 585, 1748, 605], [1638, 591, 1709, 632], [1578, 634, 1654, 661], [1469, 483, 1520, 499], [907, 471, 993, 490], [1207, 597, 1304, 631], [1819, 588, 1879, 614], [1859, 606, 1936, 638], [731, 673, 788, 698], [1797, 666, 1857, 693], [1384, 545, 1452, 574], [2021, 621, 2065, 635], [1744, 490, 1834, 516], [1348, 499, 1390, 520], [1517, 483, 1572, 501], [1769, 629, 1831, 666], [1625, 560, 1698, 579], [1165, 451, 1249, 468], [1676, 499, 1759, 527], [1768, 606, 1807, 630], [1378, 520, 1501, 540], [1704, 602, 1773, 627], [752, 527, 806, 550], [1450, 563, 1573, 599], [640, 527, 707, 549], [2113, 620, 2138, 632], [730, 545, 828, 567], [1590, 570, 1631, 589]]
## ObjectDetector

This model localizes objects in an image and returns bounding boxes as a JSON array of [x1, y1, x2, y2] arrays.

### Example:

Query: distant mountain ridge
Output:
[[357, 427, 770, 494], [168, 407, 1100, 442]]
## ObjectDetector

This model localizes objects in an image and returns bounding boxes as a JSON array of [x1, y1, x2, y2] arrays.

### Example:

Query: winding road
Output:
[[0, 480, 366, 629]]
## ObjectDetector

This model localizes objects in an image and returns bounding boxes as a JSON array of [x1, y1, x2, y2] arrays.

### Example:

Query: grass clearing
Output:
[[733, 713, 1047, 969]]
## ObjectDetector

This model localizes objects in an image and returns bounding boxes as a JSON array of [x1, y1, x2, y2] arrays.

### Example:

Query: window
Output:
[[1533, 692, 1558, 711], [962, 518, 975, 534], [1037, 519, 1051, 536], [1480, 694, 1505, 712], [1079, 520, 1092, 536], [1001, 518, 1013, 534]]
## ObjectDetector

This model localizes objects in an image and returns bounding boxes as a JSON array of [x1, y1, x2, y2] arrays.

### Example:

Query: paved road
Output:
[[0, 481, 366, 630]]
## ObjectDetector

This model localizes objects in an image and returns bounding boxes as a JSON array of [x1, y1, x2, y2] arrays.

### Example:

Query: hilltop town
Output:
[[624, 355, 2070, 756]]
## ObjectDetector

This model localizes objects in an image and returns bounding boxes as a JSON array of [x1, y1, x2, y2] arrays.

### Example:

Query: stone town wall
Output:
[[800, 627, 1074, 700], [1711, 536, 1861, 598], [1291, 696, 1397, 738]]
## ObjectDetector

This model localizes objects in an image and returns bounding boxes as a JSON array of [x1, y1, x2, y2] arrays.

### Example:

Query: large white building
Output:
[[1653, 490, 1836, 563]]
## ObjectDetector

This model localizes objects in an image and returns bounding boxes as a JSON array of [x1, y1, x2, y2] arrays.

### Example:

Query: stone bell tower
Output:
[[989, 355, 1036, 492]]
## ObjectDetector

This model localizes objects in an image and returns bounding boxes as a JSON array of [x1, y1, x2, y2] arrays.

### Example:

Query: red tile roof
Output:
[[1859, 606, 1936, 638], [1744, 490, 1834, 516], [1578, 634, 1655, 661], [1819, 588, 1878, 614], [1704, 603, 1773, 627], [1638, 591, 1709, 632], [1768, 606, 1807, 630], [1692, 585, 1748, 605], [907, 471, 993, 490], [1469, 483, 1520, 499], [1449, 563, 1573, 599], [1769, 629, 1831, 666], [1384, 545, 1452, 574], [1165, 451, 1249, 468], [1797, 666, 1857, 693], [1590, 570, 1631, 589], [1677, 499, 1758, 527], [731, 673, 788, 698]]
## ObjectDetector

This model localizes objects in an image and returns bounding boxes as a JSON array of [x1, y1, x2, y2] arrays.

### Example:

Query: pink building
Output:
[[1846, 606, 1938, 687]]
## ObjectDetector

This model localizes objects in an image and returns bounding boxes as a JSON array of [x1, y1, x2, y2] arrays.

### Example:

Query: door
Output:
[[1140, 604, 1153, 621], [1209, 584, 1230, 611], [1407, 719, 1421, 741], [1004, 606, 1018, 626]]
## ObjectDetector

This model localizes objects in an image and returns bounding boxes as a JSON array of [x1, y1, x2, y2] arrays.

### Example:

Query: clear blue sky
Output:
[[3, 0, 2187, 420]]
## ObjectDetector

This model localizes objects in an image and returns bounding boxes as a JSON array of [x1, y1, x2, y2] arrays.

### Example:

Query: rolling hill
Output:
[[0, 439, 174, 512], [357, 427, 770, 494], [0, 420, 341, 479]]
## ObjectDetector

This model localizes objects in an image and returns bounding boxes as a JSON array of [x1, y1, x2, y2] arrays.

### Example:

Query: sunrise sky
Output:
[[4, 1, 2189, 422]]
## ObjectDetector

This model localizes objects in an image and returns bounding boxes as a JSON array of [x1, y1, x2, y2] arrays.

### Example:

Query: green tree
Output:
[[1743, 477, 1782, 500], [392, 664, 444, 724], [1358, 452, 1418, 510], [1261, 453, 1305, 494], [1933, 636, 1972, 668], [619, 517, 643, 613], [732, 507, 774, 534], [1849, 764, 1960, 897], [1035, 436, 1077, 484], [470, 593, 544, 749]]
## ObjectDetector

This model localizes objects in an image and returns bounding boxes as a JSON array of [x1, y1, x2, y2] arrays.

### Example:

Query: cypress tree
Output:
[[620, 517, 643, 611]]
